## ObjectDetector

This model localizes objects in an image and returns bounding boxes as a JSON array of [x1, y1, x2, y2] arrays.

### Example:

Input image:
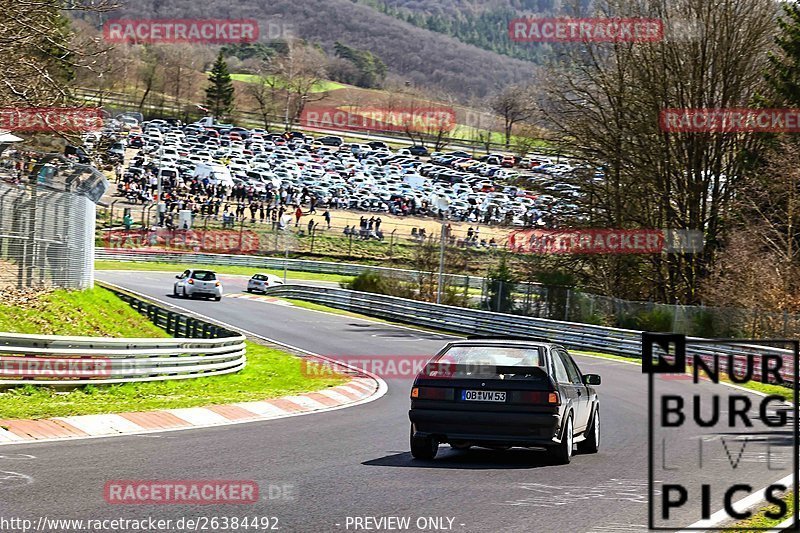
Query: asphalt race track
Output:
[[0, 270, 792, 533]]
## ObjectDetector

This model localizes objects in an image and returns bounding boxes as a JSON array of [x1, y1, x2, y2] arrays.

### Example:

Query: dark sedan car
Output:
[[408, 145, 429, 156], [408, 338, 600, 464]]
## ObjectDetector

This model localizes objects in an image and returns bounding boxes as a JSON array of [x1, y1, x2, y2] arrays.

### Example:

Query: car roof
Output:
[[445, 338, 559, 350]]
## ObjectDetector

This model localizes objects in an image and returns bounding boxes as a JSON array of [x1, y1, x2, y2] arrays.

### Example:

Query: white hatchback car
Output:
[[246, 273, 284, 293], [174, 270, 223, 301]]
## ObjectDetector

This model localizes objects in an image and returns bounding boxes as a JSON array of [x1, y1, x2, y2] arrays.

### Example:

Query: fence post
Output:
[[564, 289, 571, 321], [496, 281, 503, 313]]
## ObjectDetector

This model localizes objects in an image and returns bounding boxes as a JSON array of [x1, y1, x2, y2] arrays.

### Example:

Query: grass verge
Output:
[[0, 287, 169, 337], [0, 287, 347, 419], [94, 260, 352, 284]]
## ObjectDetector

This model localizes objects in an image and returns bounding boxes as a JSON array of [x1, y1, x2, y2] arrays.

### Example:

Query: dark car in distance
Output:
[[408, 338, 601, 464], [408, 145, 429, 156], [318, 135, 344, 147]]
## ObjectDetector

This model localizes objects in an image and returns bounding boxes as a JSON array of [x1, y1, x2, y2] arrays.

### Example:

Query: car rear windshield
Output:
[[427, 344, 546, 379], [253, 274, 268, 281], [191, 271, 216, 281]]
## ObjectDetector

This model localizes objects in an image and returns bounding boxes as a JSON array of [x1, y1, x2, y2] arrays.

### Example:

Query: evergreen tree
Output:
[[767, 3, 800, 105], [205, 52, 235, 120], [485, 256, 517, 314]]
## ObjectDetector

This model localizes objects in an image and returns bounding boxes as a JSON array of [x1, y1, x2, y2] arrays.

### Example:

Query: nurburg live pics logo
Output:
[[643, 333, 799, 530]]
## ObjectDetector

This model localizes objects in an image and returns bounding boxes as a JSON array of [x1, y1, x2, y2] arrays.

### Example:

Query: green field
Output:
[[229, 73, 347, 93], [0, 286, 346, 419]]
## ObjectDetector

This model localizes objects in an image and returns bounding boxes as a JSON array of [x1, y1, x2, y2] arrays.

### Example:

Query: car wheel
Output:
[[181, 287, 187, 299], [246, 288, 252, 293], [577, 409, 599, 454], [214, 296, 222, 301], [173, 285, 178, 296], [410, 426, 438, 460], [549, 415, 573, 465]]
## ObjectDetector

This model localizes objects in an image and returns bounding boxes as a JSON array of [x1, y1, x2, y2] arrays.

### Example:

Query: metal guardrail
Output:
[[0, 283, 246, 386], [262, 285, 797, 382], [95, 248, 487, 288]]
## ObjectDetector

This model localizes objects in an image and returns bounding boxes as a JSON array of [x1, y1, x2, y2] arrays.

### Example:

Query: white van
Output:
[[194, 163, 234, 187]]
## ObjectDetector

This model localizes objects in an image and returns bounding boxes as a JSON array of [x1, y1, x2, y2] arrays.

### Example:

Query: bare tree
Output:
[[0, 0, 118, 107], [490, 85, 536, 149], [541, 0, 777, 304], [246, 61, 283, 130], [271, 41, 329, 130]]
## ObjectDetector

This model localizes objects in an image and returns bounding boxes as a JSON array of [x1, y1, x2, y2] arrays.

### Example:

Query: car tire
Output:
[[181, 287, 187, 299], [549, 415, 573, 465], [246, 288, 252, 293], [577, 409, 599, 454], [410, 426, 438, 460], [214, 296, 222, 301], [173, 285, 178, 297]]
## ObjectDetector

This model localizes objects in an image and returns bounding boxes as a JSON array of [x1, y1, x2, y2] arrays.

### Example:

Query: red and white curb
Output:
[[0, 377, 378, 445]]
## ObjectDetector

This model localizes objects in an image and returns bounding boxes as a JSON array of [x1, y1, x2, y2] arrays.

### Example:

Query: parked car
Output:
[[318, 136, 344, 147], [408, 145, 429, 157]]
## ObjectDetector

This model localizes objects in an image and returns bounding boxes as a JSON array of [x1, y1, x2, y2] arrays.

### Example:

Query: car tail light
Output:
[[410, 387, 449, 400], [215, 281, 221, 287], [518, 391, 561, 405], [187, 279, 194, 284]]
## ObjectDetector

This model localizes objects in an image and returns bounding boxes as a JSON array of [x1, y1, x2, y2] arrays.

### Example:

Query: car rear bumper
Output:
[[188, 287, 223, 297], [409, 408, 560, 447]]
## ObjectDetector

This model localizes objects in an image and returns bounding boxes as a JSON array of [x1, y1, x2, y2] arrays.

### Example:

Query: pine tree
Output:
[[767, 2, 800, 105], [205, 52, 235, 120]]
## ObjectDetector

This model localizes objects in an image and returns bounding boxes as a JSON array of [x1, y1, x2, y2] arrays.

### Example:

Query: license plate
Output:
[[461, 390, 506, 402]]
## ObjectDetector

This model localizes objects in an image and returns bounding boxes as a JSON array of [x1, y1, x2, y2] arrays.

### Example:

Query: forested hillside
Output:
[[110, 0, 538, 99]]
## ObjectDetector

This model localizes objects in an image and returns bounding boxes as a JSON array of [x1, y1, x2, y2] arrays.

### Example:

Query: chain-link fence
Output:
[[475, 280, 800, 339], [0, 150, 107, 289]]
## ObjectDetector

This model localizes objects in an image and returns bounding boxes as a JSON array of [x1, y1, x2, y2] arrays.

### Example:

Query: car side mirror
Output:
[[175, 275, 181, 279], [583, 374, 601, 386]]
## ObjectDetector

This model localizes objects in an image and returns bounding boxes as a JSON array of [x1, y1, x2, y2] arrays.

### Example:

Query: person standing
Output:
[[323, 209, 331, 230], [295, 205, 303, 227]]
